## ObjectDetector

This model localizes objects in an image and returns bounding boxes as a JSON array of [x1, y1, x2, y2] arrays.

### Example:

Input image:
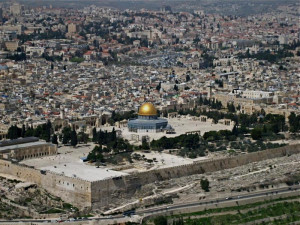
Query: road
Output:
[[138, 184, 300, 215], [0, 185, 299, 224]]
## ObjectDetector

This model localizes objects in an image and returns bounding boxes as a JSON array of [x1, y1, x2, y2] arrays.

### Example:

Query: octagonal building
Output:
[[128, 103, 171, 133]]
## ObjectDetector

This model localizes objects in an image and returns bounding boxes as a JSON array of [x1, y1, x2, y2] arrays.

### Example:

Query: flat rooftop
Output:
[[40, 162, 128, 182], [21, 144, 128, 181], [0, 137, 39, 147], [0, 141, 53, 152]]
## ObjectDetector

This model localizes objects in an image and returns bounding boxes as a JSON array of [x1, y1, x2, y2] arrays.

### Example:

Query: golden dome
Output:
[[138, 103, 157, 116]]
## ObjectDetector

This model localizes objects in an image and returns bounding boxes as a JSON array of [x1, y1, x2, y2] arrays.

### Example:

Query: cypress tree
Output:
[[62, 126, 71, 144], [92, 127, 97, 142], [71, 129, 78, 147], [21, 124, 26, 138], [52, 134, 58, 145], [200, 178, 210, 192]]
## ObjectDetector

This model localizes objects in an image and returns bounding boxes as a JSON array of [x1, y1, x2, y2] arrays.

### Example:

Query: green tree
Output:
[[70, 57, 84, 63], [43, 120, 52, 142], [227, 102, 236, 113], [251, 128, 262, 140], [186, 74, 190, 82], [156, 82, 161, 91], [92, 127, 97, 142], [87, 145, 105, 162], [7, 125, 22, 140], [141, 138, 150, 150], [154, 216, 167, 225], [174, 84, 179, 91], [6, 52, 26, 61], [21, 124, 26, 138], [78, 132, 88, 144], [111, 127, 117, 141], [52, 134, 58, 145], [71, 129, 78, 147], [62, 126, 72, 145], [25, 126, 34, 137], [200, 178, 210, 192], [288, 112, 299, 133], [263, 125, 267, 133], [232, 124, 239, 136]]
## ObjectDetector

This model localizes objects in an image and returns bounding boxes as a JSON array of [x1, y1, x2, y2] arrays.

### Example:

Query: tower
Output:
[[0, 8, 3, 21], [10, 3, 23, 16], [208, 84, 213, 98], [60, 109, 65, 120], [68, 23, 78, 34]]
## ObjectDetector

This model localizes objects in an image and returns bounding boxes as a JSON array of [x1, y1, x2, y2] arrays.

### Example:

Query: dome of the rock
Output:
[[138, 103, 157, 116]]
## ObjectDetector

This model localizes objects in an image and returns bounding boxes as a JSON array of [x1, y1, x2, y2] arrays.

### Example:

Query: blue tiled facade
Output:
[[128, 115, 168, 133]]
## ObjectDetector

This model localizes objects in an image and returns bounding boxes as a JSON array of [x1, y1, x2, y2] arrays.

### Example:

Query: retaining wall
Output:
[[90, 144, 300, 208], [0, 160, 91, 209], [1, 144, 300, 209]]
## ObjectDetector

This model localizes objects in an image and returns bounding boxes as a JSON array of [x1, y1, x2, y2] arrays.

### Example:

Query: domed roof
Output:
[[138, 103, 157, 116]]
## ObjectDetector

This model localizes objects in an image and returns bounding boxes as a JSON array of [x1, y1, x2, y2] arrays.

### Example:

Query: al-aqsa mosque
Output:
[[128, 103, 172, 133]]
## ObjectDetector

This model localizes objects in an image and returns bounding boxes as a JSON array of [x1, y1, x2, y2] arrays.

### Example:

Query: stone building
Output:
[[5, 41, 19, 51], [0, 137, 57, 161], [128, 103, 172, 133], [0, 130, 7, 140], [10, 3, 24, 16], [68, 23, 78, 34]]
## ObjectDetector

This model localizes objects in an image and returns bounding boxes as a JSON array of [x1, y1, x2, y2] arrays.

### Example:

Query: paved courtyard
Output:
[[21, 144, 127, 181], [118, 117, 233, 142], [20, 117, 230, 180]]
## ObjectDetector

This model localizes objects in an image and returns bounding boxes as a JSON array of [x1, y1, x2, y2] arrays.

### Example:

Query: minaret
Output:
[[60, 108, 65, 120], [208, 84, 212, 99]]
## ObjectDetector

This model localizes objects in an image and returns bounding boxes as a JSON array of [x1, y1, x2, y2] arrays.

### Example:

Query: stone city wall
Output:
[[0, 160, 91, 209], [1, 144, 300, 209], [0, 160, 42, 184], [40, 170, 92, 209], [128, 143, 300, 184], [90, 144, 300, 208]]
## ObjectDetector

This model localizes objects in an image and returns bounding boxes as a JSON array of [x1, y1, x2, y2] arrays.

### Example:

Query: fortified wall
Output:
[[1, 144, 300, 209], [90, 144, 300, 208], [0, 160, 91, 209]]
